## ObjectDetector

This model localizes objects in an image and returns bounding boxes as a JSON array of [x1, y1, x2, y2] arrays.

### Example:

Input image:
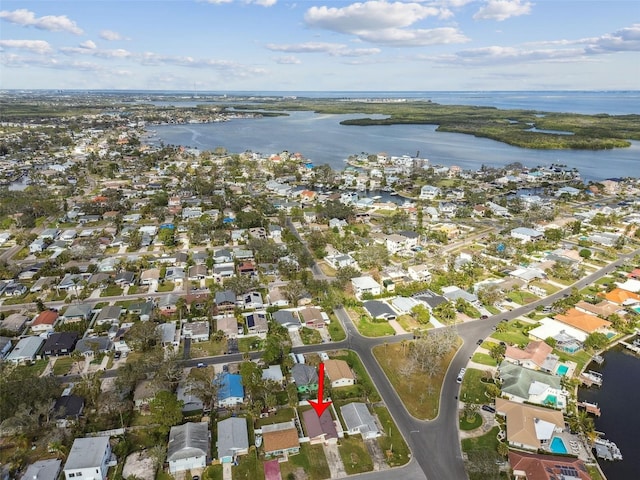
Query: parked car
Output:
[[480, 315, 488, 320], [482, 404, 496, 413], [197, 362, 205, 368], [476, 339, 483, 345]]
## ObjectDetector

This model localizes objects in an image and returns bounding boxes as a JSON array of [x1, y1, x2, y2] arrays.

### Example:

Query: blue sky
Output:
[[1, 1, 639, 91]]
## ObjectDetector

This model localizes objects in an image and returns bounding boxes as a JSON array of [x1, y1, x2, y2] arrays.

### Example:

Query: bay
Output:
[[149, 110, 640, 182], [579, 347, 640, 480]]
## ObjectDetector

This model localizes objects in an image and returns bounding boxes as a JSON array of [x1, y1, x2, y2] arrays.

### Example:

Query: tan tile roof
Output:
[[554, 308, 611, 333], [495, 398, 564, 449], [324, 359, 355, 382], [575, 300, 621, 318], [262, 421, 299, 453], [504, 341, 552, 367], [604, 288, 640, 305]]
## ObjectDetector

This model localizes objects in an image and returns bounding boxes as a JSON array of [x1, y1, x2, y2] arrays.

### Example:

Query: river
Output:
[[579, 346, 640, 479], [149, 110, 640, 183]]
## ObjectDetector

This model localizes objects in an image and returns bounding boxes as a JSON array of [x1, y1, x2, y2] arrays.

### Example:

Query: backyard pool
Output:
[[550, 436, 569, 454], [556, 365, 569, 376]]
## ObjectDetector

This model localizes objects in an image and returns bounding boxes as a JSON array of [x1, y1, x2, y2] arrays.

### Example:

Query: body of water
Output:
[[579, 347, 640, 479], [149, 108, 640, 182], [137, 90, 640, 115]]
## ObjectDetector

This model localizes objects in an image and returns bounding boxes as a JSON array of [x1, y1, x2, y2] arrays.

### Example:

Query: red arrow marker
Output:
[[309, 362, 332, 417]]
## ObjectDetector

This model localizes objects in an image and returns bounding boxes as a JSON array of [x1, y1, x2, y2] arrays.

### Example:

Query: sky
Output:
[[0, 0, 639, 91]]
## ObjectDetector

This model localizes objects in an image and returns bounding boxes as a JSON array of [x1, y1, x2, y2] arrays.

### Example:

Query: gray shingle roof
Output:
[[167, 422, 209, 462]]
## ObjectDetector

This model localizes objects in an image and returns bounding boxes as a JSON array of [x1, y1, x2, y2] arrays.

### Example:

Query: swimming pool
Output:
[[550, 436, 568, 454], [556, 365, 569, 376], [544, 394, 558, 406], [633, 306, 640, 314]]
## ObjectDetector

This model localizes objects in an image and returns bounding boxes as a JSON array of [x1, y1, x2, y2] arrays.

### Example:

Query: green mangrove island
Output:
[[228, 98, 640, 150]]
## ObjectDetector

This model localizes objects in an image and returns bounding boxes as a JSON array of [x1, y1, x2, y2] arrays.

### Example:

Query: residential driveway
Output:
[[387, 320, 406, 335], [289, 329, 304, 347], [323, 442, 347, 478], [364, 438, 389, 471]]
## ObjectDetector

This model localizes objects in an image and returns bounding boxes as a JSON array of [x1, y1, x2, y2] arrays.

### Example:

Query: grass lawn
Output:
[[317, 261, 336, 277], [300, 327, 322, 345], [202, 465, 223, 480], [506, 290, 539, 305], [52, 357, 75, 375], [14, 247, 29, 260], [189, 339, 227, 357], [279, 443, 330, 480], [355, 315, 395, 337], [332, 350, 381, 402], [373, 406, 411, 467], [554, 349, 593, 373], [491, 321, 532, 346], [327, 318, 346, 341], [530, 280, 561, 295], [233, 447, 264, 480], [460, 369, 493, 404], [238, 336, 263, 353], [372, 341, 460, 420], [46, 291, 68, 301], [459, 413, 483, 431], [397, 314, 421, 332], [255, 408, 295, 428], [461, 426, 500, 453], [156, 281, 175, 292], [471, 352, 498, 367], [3, 292, 39, 305], [485, 305, 501, 315], [339, 437, 374, 475], [100, 284, 124, 297], [15, 359, 49, 377], [128, 285, 139, 294]]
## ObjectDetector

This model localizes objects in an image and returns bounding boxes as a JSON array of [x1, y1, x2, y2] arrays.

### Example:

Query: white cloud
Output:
[[0, 39, 53, 54], [202, 0, 276, 6], [0, 8, 83, 35], [79, 40, 97, 50], [265, 41, 381, 56], [473, 0, 532, 21], [358, 27, 468, 46], [305, 1, 443, 32], [99, 30, 124, 41], [274, 55, 302, 64], [304, 1, 464, 47]]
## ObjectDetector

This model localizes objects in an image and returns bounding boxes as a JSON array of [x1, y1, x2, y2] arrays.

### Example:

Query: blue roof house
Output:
[[216, 373, 244, 408]]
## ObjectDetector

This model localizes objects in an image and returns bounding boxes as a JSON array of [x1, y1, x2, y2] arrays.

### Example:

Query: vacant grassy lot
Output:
[[373, 341, 460, 419], [355, 315, 395, 337], [461, 425, 500, 453], [189, 339, 227, 357], [339, 437, 373, 475], [100, 284, 124, 297], [52, 357, 75, 375], [374, 406, 411, 467], [156, 281, 175, 292], [238, 336, 263, 353], [506, 290, 539, 305], [255, 408, 295, 428], [300, 327, 322, 345], [279, 443, 330, 480], [327, 318, 346, 341]]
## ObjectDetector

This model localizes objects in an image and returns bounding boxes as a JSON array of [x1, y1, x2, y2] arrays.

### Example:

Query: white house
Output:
[[407, 265, 432, 282], [63, 437, 114, 480], [511, 227, 544, 243], [351, 276, 381, 299], [167, 422, 209, 474], [419, 185, 441, 200], [340, 403, 381, 440]]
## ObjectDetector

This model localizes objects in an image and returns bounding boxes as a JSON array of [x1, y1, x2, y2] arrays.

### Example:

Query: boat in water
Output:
[[594, 437, 623, 461]]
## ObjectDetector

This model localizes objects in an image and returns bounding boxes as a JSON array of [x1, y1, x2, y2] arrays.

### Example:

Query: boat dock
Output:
[[620, 340, 640, 355], [594, 438, 623, 461], [579, 370, 603, 387], [577, 401, 601, 416]]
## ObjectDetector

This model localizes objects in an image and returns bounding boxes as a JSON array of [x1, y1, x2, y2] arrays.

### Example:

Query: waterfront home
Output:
[[554, 308, 612, 335], [498, 362, 566, 409], [302, 408, 338, 445], [575, 300, 624, 318], [324, 359, 355, 388], [340, 403, 381, 439], [603, 287, 640, 306], [504, 341, 559, 373], [167, 422, 209, 474], [217, 417, 249, 463], [262, 421, 300, 457], [508, 451, 591, 480], [419, 185, 441, 200], [63, 436, 114, 480], [495, 398, 565, 451]]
